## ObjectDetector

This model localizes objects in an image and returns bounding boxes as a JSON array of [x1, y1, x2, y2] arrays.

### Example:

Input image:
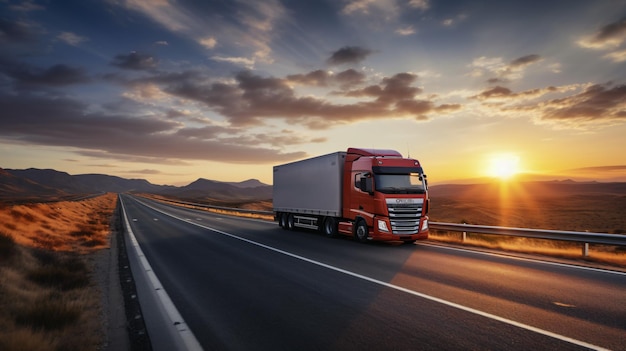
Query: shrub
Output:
[[27, 256, 89, 291], [14, 295, 80, 330], [0, 231, 16, 261]]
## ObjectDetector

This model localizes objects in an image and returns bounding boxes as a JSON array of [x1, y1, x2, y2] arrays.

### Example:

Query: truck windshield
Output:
[[374, 173, 426, 194]]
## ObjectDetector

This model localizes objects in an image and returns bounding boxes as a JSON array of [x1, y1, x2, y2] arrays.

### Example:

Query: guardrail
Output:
[[149, 196, 626, 257], [429, 222, 626, 257], [148, 196, 273, 216]]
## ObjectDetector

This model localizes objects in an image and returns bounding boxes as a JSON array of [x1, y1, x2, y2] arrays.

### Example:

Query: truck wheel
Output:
[[279, 213, 287, 229], [355, 220, 369, 243], [286, 214, 295, 230], [322, 217, 337, 237]]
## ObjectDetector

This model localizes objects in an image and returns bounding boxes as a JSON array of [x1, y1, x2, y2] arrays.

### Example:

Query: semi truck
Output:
[[273, 148, 429, 244]]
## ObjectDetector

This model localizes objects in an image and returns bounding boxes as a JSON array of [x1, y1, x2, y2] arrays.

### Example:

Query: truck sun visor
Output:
[[372, 166, 423, 174]]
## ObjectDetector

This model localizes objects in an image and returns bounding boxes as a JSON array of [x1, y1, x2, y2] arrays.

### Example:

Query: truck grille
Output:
[[386, 198, 423, 235]]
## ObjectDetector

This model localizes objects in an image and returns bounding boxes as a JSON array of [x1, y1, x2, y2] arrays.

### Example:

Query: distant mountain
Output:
[[7, 168, 87, 193], [225, 179, 267, 188], [160, 178, 272, 201], [2, 168, 271, 202], [0, 168, 66, 200]]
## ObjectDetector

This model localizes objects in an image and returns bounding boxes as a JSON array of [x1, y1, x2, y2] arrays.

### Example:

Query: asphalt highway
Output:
[[119, 194, 626, 350]]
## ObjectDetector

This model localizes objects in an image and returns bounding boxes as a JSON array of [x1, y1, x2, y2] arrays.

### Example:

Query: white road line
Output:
[[135, 197, 610, 351], [120, 197, 203, 351]]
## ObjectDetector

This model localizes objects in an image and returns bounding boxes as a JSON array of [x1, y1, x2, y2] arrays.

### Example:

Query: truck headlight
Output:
[[421, 219, 428, 231], [378, 219, 390, 232]]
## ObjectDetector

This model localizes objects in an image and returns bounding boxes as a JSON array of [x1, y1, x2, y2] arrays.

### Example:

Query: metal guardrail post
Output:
[[582, 243, 589, 257]]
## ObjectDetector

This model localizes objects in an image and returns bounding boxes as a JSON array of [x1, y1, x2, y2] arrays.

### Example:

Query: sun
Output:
[[488, 154, 520, 179]]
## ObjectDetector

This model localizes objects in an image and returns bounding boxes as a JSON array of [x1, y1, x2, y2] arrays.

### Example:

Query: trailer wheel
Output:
[[355, 220, 369, 243], [286, 213, 295, 230], [279, 213, 287, 229], [322, 217, 337, 237]]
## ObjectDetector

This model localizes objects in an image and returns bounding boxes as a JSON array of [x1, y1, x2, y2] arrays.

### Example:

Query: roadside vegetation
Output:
[[428, 184, 626, 267], [0, 193, 117, 351]]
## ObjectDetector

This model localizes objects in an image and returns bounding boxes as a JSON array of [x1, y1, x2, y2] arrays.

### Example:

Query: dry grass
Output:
[[0, 193, 117, 351], [427, 181, 626, 267], [429, 231, 626, 267]]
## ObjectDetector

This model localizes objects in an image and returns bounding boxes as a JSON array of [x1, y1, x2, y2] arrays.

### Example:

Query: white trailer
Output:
[[273, 152, 346, 232]]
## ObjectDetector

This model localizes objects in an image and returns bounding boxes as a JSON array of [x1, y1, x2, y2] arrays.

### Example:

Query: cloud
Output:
[[154, 40, 169, 46], [210, 55, 255, 68], [8, 0, 44, 12], [327, 46, 373, 65], [509, 54, 541, 68], [0, 18, 41, 43], [286, 68, 365, 88], [0, 94, 306, 164], [148, 68, 457, 128], [342, 0, 428, 16], [0, 60, 90, 88], [578, 18, 626, 50], [472, 82, 626, 128], [603, 48, 626, 63], [125, 169, 162, 175], [111, 52, 158, 70], [469, 54, 542, 80], [342, 0, 380, 15], [198, 36, 217, 49], [114, 0, 286, 65], [540, 83, 626, 123], [395, 25, 416, 36], [408, 0, 429, 10], [57, 31, 88, 46], [569, 165, 626, 173]]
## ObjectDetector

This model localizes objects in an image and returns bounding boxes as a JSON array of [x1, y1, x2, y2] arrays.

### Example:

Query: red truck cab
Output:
[[337, 148, 429, 243]]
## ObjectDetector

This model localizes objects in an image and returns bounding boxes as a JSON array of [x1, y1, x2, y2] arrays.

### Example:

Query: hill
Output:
[[0, 168, 66, 201], [1, 168, 272, 203], [159, 178, 272, 202]]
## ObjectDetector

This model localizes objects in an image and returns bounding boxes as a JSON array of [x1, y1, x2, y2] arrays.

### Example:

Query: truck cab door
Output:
[[350, 172, 375, 219]]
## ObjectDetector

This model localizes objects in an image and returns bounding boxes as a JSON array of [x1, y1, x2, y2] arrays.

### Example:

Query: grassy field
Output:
[[427, 181, 626, 266], [0, 193, 117, 351]]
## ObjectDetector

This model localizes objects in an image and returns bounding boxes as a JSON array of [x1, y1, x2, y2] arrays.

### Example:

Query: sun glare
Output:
[[488, 154, 520, 179]]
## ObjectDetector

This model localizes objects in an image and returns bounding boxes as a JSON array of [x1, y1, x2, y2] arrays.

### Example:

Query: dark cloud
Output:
[[0, 61, 90, 87], [286, 68, 365, 88], [0, 94, 306, 164], [580, 18, 626, 48], [472, 82, 626, 126], [472, 86, 514, 99], [0, 18, 40, 43], [541, 83, 626, 122], [287, 70, 331, 86], [334, 68, 366, 87], [111, 52, 158, 70], [509, 54, 541, 68], [327, 46, 373, 65], [158, 69, 454, 128]]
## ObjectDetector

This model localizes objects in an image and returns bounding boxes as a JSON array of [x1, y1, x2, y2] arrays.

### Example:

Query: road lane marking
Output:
[[134, 197, 610, 351], [120, 196, 203, 351]]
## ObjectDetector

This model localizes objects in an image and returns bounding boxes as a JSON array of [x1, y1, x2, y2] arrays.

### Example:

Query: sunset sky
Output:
[[1, 0, 626, 185]]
